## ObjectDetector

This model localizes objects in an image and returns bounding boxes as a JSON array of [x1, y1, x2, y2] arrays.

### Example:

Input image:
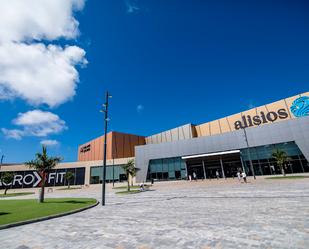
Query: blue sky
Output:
[[0, 0, 308, 163]]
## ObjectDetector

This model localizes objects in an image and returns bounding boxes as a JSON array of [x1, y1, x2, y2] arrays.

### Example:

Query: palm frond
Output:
[[25, 146, 62, 172]]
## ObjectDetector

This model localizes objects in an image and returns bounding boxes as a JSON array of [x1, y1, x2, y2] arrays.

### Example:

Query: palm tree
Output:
[[64, 171, 74, 189], [121, 159, 139, 191], [1, 172, 14, 195], [25, 145, 62, 203], [131, 166, 140, 187], [272, 149, 290, 176]]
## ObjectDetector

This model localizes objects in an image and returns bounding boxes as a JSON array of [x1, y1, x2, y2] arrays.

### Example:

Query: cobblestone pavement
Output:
[[1, 178, 309, 249]]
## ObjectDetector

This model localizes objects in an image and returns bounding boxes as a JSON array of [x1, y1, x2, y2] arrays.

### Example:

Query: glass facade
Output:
[[147, 157, 187, 181], [90, 165, 126, 184], [145, 142, 309, 181], [241, 141, 309, 176]]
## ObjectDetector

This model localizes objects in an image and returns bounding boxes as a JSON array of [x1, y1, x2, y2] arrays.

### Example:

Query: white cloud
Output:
[[2, 110, 67, 139], [0, 1, 87, 140], [136, 104, 144, 113], [0, 0, 85, 43], [125, 0, 140, 14], [0, 43, 87, 107], [0, 0, 87, 108], [13, 110, 63, 126], [40, 139, 59, 146], [1, 129, 24, 140]]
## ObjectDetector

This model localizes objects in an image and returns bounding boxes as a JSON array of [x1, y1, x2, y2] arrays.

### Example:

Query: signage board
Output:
[[234, 96, 309, 130], [0, 167, 85, 189]]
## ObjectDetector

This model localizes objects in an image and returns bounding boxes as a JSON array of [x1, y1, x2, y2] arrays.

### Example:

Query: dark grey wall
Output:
[[135, 116, 309, 182]]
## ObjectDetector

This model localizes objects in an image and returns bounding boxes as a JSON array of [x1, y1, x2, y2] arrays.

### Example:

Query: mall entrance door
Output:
[[186, 161, 205, 179], [184, 150, 243, 179]]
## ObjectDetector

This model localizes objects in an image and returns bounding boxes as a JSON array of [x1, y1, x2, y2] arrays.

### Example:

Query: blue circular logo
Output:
[[290, 96, 309, 117]]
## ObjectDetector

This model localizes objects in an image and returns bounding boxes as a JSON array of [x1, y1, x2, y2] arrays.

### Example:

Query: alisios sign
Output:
[[0, 168, 85, 189], [234, 96, 309, 130], [234, 108, 289, 130]]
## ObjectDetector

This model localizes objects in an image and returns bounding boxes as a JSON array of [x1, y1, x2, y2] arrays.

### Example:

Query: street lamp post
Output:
[[112, 157, 115, 188], [243, 128, 256, 179], [100, 91, 112, 206], [0, 155, 4, 171]]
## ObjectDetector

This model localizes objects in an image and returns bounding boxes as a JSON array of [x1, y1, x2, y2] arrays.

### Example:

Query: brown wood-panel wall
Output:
[[78, 132, 145, 161]]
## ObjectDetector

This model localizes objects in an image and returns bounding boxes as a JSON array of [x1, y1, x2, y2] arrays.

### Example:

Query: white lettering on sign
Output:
[[48, 172, 56, 184], [1, 180, 12, 186], [33, 172, 42, 187], [1, 168, 84, 189], [0, 172, 42, 187], [13, 174, 23, 186], [57, 172, 65, 183], [23, 174, 34, 185]]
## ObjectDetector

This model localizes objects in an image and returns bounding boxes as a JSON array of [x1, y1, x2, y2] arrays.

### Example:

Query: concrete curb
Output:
[[0, 199, 99, 230]]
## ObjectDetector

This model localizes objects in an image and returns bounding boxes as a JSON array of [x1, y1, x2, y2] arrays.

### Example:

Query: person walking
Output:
[[237, 171, 241, 181], [242, 171, 247, 183], [193, 172, 197, 181], [215, 170, 219, 180], [139, 182, 145, 191]]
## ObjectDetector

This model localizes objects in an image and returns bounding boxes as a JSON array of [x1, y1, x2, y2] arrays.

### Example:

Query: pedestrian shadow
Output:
[[0, 212, 10, 216], [47, 200, 91, 204], [63, 200, 90, 204], [142, 189, 155, 192]]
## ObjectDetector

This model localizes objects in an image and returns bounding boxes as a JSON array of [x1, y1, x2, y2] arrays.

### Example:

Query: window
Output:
[[90, 165, 126, 184], [241, 142, 308, 175]]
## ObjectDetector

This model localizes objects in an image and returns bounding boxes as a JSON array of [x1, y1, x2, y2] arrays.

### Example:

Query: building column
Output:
[[202, 160, 207, 180], [240, 154, 245, 173], [267, 158, 273, 175], [185, 161, 188, 180], [258, 160, 263, 176], [298, 155, 305, 173], [288, 162, 293, 174], [220, 157, 226, 179], [85, 164, 91, 186]]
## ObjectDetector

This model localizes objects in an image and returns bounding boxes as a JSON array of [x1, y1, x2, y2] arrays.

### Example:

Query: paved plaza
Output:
[[1, 177, 309, 249]]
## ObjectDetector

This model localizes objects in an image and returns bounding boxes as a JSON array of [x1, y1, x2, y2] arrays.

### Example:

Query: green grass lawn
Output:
[[0, 192, 34, 198], [115, 190, 141, 195], [0, 198, 97, 226], [265, 176, 309, 180], [113, 185, 140, 190], [57, 187, 82, 191]]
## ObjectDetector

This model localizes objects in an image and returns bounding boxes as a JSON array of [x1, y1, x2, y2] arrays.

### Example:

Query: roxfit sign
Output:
[[0, 171, 42, 188], [0, 167, 85, 189]]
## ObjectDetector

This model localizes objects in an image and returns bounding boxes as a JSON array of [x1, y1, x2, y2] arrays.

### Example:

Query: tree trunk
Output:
[[127, 173, 130, 192], [68, 182, 70, 189], [281, 167, 286, 177], [4, 188, 8, 195], [39, 174, 45, 203]]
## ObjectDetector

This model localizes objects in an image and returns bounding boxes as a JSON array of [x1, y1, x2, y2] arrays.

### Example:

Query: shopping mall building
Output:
[[1, 92, 308, 189]]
